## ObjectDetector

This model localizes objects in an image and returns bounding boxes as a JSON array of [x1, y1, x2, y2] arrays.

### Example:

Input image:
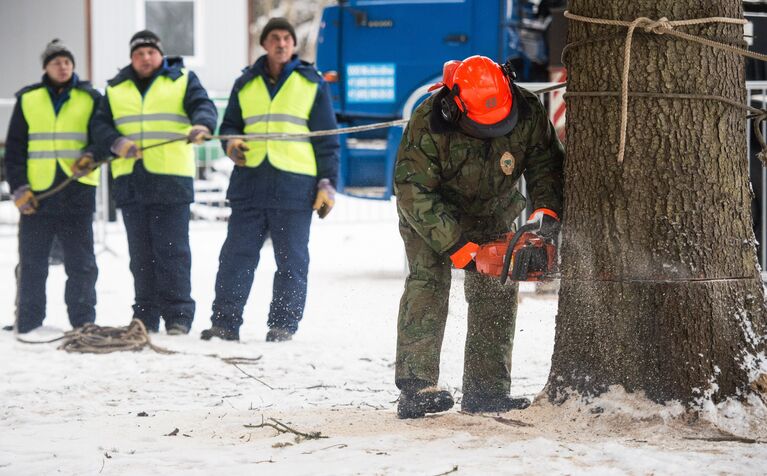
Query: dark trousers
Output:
[[16, 213, 98, 333], [211, 207, 312, 333], [395, 218, 518, 398], [121, 203, 194, 331]]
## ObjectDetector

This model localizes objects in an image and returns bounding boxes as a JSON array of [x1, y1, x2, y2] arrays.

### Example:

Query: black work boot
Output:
[[166, 323, 190, 336], [200, 326, 240, 341], [397, 387, 455, 419], [461, 394, 531, 413], [265, 327, 293, 342]]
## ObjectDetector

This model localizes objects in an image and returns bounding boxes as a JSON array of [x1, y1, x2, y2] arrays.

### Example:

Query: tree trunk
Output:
[[547, 0, 767, 404]]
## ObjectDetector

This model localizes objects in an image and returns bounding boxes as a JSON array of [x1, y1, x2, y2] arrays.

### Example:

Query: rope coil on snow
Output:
[[564, 11, 767, 164], [16, 319, 175, 354]]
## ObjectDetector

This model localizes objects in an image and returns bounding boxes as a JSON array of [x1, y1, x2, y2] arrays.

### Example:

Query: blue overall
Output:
[[209, 55, 339, 334]]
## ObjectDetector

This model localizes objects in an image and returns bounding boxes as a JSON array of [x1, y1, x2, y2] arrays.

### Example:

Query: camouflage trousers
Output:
[[395, 219, 519, 398]]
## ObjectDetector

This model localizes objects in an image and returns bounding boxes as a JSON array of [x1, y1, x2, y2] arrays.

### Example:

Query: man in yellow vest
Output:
[[3, 39, 104, 333], [92, 31, 217, 335], [200, 18, 339, 342]]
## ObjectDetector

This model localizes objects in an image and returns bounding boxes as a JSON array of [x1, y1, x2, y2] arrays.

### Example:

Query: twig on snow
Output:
[[433, 465, 459, 476], [219, 356, 263, 365], [457, 411, 533, 427], [231, 362, 274, 390], [301, 443, 348, 454], [244, 416, 329, 440], [683, 436, 763, 444], [492, 415, 534, 428]]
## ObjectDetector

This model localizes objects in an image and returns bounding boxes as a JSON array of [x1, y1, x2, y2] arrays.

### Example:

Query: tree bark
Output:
[[547, 0, 767, 404]]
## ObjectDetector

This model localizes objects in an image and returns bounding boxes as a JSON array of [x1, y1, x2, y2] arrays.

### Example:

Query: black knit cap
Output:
[[41, 39, 75, 68], [259, 17, 297, 46], [129, 30, 164, 55]]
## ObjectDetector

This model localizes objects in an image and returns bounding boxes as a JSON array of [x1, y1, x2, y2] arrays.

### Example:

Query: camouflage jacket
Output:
[[394, 85, 564, 255]]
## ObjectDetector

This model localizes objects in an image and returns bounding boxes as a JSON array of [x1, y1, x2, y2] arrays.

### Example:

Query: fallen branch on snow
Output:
[[231, 362, 275, 390], [244, 416, 329, 441], [432, 465, 459, 476]]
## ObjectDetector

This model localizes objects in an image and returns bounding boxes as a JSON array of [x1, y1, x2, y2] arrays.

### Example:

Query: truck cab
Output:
[[316, 0, 559, 199]]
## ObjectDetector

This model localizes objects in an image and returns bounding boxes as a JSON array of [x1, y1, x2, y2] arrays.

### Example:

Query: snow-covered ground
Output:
[[1, 196, 766, 475]]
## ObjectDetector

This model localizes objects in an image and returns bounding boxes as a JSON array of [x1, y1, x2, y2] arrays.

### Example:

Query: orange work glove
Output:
[[13, 185, 38, 215], [111, 137, 142, 159], [71, 153, 95, 178], [187, 125, 211, 145], [448, 241, 480, 269], [526, 208, 560, 241], [225, 139, 249, 166], [312, 178, 336, 219]]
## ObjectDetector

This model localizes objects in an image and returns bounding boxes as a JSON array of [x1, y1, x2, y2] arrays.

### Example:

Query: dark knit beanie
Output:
[[41, 39, 75, 68], [129, 30, 164, 55], [259, 17, 297, 46]]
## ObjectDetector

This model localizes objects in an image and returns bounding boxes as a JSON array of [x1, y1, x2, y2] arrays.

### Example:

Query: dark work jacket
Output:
[[91, 57, 217, 206], [220, 55, 340, 210], [3, 73, 106, 215]]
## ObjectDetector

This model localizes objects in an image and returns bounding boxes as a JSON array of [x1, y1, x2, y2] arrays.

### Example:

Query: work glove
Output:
[[526, 208, 560, 241], [13, 185, 38, 215], [225, 139, 249, 166], [187, 125, 211, 145], [448, 240, 480, 270], [111, 137, 142, 159], [70, 153, 95, 178], [312, 178, 336, 219]]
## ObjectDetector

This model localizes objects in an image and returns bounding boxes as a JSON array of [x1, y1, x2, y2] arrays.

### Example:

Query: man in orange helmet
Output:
[[394, 55, 564, 418]]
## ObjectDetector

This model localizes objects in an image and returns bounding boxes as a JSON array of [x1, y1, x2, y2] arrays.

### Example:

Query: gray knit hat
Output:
[[41, 39, 75, 68], [130, 30, 164, 55]]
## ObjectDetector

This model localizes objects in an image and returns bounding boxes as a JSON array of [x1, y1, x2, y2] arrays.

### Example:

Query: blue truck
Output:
[[315, 0, 565, 199]]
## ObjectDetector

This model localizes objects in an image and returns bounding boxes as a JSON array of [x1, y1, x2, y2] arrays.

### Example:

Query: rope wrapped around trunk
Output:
[[564, 11, 767, 164]]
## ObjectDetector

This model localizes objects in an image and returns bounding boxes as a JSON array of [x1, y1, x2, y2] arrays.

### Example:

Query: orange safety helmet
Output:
[[429, 55, 518, 138]]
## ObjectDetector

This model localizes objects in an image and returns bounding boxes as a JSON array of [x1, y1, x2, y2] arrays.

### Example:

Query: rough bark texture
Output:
[[547, 0, 767, 404]]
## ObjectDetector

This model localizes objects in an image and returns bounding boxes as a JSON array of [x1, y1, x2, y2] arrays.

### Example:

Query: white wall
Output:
[[0, 0, 87, 139], [91, 0, 248, 97], [0, 0, 248, 143]]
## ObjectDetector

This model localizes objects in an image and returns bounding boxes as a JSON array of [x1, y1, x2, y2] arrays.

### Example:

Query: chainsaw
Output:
[[474, 222, 559, 284]]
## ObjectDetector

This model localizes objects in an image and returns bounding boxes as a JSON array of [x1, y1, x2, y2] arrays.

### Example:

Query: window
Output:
[[139, 0, 202, 64]]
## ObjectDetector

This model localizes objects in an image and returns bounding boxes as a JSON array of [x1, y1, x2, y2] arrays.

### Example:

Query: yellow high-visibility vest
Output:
[[20, 86, 99, 191], [107, 71, 194, 178], [238, 71, 318, 176]]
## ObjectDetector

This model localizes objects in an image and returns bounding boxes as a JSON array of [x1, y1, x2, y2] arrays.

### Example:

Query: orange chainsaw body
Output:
[[475, 232, 557, 282]]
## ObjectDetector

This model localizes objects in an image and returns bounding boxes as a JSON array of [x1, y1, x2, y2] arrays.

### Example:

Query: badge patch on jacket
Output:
[[500, 151, 515, 175]]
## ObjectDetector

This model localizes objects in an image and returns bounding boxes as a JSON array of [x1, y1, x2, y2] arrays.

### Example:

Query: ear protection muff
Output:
[[440, 84, 466, 123], [501, 59, 518, 82]]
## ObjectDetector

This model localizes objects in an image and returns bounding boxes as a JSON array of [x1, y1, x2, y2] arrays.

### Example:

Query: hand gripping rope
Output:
[[34, 83, 570, 203]]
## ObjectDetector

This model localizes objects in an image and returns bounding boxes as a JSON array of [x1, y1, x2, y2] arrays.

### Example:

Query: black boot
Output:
[[166, 323, 190, 336], [397, 387, 455, 419], [265, 327, 293, 342], [200, 326, 239, 341], [461, 394, 531, 413]]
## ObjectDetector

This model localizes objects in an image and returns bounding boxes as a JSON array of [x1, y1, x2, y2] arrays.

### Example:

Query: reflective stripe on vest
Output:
[[20, 87, 98, 191], [107, 71, 193, 179], [238, 72, 318, 176]]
